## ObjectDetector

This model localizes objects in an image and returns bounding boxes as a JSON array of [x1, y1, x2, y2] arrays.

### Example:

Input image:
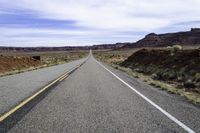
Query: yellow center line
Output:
[[59, 74, 69, 82], [0, 64, 82, 122]]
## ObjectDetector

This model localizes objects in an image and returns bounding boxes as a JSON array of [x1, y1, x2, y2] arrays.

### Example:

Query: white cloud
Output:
[[0, 27, 142, 46], [1, 0, 200, 30], [0, 0, 200, 46]]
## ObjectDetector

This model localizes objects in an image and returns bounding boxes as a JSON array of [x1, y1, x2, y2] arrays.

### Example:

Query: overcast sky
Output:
[[0, 0, 200, 47]]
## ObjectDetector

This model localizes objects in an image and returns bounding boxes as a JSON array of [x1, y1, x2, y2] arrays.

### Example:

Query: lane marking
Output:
[[59, 74, 69, 82], [0, 59, 88, 122], [95, 59, 195, 133], [0, 73, 62, 122]]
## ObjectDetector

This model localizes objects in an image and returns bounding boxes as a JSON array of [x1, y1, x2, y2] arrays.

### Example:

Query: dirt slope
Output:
[[0, 56, 41, 74]]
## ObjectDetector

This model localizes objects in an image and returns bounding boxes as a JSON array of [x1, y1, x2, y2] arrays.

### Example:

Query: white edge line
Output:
[[95, 59, 195, 133]]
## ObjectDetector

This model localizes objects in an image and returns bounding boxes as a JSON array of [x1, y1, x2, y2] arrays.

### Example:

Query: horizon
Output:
[[0, 0, 200, 47], [0, 28, 198, 48]]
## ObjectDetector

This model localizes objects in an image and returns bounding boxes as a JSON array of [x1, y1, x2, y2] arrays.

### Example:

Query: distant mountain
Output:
[[1, 28, 199, 52], [0, 46, 87, 52], [122, 28, 200, 48], [0, 43, 124, 52]]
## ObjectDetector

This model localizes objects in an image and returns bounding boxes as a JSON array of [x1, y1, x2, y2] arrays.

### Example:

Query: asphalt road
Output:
[[4, 54, 200, 132], [0, 58, 86, 116]]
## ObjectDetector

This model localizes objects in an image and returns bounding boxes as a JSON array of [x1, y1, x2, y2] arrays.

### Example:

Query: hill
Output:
[[122, 28, 200, 48]]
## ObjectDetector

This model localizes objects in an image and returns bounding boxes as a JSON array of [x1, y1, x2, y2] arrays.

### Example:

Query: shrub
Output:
[[167, 71, 177, 80], [172, 45, 183, 51], [177, 76, 183, 82], [195, 82, 200, 88], [134, 68, 144, 73], [166, 46, 172, 49], [151, 73, 159, 80], [169, 45, 183, 56], [153, 71, 163, 80], [162, 70, 177, 80], [145, 65, 156, 74]]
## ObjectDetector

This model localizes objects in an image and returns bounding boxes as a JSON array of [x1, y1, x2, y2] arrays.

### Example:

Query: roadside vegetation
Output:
[[94, 46, 200, 104], [0, 51, 88, 77]]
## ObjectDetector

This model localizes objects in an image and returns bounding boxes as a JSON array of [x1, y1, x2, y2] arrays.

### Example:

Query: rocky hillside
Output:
[[122, 28, 200, 48], [121, 48, 200, 92]]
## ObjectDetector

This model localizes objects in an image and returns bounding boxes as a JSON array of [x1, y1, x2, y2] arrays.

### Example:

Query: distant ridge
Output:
[[0, 43, 124, 52], [0, 28, 200, 52], [122, 28, 200, 48]]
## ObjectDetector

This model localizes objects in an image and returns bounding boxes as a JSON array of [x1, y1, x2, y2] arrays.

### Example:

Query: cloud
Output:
[[0, 26, 144, 46], [0, 0, 200, 46]]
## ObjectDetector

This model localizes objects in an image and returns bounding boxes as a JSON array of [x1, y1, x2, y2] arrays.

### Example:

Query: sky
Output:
[[0, 0, 200, 47]]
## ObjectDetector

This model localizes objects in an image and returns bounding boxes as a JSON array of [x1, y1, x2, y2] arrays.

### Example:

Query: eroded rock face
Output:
[[122, 28, 200, 48], [191, 28, 200, 32], [144, 33, 160, 41]]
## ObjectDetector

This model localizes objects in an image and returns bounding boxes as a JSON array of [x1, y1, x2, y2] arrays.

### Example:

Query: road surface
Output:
[[0, 58, 86, 116], [1, 53, 200, 133]]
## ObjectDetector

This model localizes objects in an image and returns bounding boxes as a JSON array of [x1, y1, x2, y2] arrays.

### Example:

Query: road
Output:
[[1, 53, 200, 133], [0, 58, 86, 117]]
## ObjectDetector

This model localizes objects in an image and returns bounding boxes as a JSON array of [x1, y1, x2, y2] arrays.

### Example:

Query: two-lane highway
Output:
[[6, 54, 200, 133]]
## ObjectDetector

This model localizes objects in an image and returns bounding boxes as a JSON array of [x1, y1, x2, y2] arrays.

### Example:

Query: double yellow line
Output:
[[0, 63, 84, 122]]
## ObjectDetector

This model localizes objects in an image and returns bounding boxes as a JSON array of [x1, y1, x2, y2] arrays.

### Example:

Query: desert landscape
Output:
[[1, 28, 199, 104], [1, 0, 200, 132], [93, 28, 200, 104]]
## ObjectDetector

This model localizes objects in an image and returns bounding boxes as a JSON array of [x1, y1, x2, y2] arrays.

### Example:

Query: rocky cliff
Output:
[[122, 28, 200, 48]]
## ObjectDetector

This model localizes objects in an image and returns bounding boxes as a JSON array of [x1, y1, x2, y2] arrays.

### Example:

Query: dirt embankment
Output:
[[0, 56, 41, 74], [0, 51, 88, 76], [121, 48, 200, 93]]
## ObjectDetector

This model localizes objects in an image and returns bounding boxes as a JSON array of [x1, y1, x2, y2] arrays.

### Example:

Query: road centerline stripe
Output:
[[95, 59, 195, 133]]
